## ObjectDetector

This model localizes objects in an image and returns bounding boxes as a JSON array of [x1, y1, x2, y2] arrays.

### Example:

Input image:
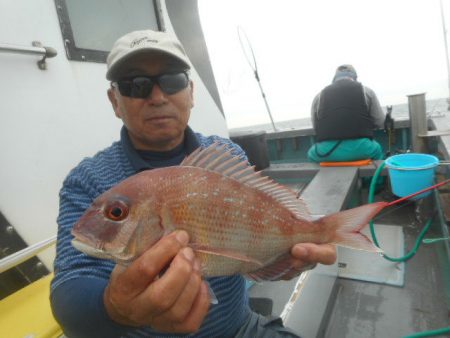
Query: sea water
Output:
[[230, 97, 449, 133]]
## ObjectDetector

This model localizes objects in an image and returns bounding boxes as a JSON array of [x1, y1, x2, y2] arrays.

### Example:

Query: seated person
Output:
[[307, 64, 385, 163]]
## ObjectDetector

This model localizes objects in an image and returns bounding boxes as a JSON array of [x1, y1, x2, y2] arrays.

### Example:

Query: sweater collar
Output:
[[120, 125, 200, 172]]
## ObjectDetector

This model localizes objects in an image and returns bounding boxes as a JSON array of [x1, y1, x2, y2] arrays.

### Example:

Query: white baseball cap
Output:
[[106, 30, 191, 80]]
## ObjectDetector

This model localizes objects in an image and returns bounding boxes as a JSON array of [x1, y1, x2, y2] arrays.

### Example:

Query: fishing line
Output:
[[237, 26, 278, 131], [371, 199, 415, 222], [385, 179, 450, 205], [372, 178, 449, 222]]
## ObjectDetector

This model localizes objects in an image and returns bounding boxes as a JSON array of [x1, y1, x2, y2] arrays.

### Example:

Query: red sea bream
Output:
[[72, 142, 389, 281]]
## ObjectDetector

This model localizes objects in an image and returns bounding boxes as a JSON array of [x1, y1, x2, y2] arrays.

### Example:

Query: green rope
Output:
[[368, 161, 434, 262], [402, 326, 450, 338], [422, 237, 450, 244]]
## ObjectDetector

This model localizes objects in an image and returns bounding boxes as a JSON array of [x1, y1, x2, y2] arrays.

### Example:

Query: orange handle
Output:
[[319, 159, 372, 167]]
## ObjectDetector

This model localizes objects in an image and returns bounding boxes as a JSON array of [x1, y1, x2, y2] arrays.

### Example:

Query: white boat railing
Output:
[[0, 235, 57, 274]]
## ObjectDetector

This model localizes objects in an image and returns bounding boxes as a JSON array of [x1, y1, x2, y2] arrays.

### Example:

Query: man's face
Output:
[[108, 53, 194, 151]]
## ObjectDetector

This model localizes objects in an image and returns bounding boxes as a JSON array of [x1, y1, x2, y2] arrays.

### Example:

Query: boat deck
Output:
[[249, 172, 450, 337], [324, 190, 450, 338], [247, 108, 450, 338]]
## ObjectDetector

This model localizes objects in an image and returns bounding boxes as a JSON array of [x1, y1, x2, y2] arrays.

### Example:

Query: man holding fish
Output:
[[50, 30, 336, 337]]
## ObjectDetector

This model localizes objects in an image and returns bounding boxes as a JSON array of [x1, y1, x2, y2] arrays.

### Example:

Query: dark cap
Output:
[[333, 64, 357, 82]]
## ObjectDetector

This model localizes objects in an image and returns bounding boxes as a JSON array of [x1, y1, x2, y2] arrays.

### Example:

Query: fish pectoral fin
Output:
[[190, 244, 263, 266], [160, 206, 176, 233], [205, 281, 218, 305]]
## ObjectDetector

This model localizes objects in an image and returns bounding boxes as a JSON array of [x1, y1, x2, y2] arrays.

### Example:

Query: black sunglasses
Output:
[[113, 72, 189, 98]]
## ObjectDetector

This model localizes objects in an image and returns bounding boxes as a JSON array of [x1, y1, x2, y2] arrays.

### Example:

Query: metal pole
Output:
[[0, 41, 57, 70], [0, 235, 57, 274], [440, 0, 450, 110], [407, 93, 427, 153], [0, 42, 57, 58]]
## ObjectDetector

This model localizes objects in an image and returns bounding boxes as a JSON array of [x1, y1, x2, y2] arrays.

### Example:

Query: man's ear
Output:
[[189, 80, 195, 108], [107, 88, 122, 119]]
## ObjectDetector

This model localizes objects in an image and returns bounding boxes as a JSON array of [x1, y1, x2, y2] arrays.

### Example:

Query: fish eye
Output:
[[104, 200, 129, 221]]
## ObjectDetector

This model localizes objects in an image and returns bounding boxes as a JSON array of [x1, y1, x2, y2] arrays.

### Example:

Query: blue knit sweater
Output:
[[50, 127, 251, 338]]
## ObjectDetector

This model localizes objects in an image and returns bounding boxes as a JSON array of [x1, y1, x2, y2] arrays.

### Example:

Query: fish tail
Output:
[[316, 202, 388, 253]]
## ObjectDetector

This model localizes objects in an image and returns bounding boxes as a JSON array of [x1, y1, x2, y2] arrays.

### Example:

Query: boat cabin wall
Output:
[[0, 0, 228, 270]]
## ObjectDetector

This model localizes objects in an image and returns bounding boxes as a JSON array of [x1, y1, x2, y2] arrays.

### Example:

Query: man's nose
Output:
[[146, 84, 167, 103]]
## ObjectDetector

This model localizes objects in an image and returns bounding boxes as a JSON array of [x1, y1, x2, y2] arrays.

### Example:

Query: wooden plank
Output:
[[262, 163, 320, 179], [418, 129, 450, 137], [264, 160, 388, 180], [301, 167, 359, 215]]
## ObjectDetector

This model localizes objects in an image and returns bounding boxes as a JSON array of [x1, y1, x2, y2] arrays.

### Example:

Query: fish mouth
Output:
[[71, 239, 134, 264], [72, 239, 112, 260]]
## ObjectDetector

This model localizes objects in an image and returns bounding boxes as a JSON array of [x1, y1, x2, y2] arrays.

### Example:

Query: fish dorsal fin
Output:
[[181, 142, 311, 219]]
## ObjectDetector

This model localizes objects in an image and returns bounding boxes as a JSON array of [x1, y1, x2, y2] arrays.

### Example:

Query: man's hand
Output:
[[103, 231, 210, 333], [278, 243, 337, 280]]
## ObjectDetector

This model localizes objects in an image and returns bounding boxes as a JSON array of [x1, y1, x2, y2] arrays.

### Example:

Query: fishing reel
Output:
[[384, 105, 395, 157]]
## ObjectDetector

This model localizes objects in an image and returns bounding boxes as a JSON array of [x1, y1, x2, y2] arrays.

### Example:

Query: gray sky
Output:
[[199, 0, 450, 128]]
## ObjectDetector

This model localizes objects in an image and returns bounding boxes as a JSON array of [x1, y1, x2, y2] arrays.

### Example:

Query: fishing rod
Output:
[[440, 0, 450, 110], [384, 105, 394, 157], [237, 26, 278, 131]]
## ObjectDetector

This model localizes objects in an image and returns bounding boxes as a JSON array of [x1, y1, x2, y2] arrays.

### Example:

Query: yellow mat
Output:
[[0, 273, 62, 338]]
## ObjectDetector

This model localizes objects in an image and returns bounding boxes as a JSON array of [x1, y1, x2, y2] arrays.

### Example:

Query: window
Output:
[[55, 0, 164, 63]]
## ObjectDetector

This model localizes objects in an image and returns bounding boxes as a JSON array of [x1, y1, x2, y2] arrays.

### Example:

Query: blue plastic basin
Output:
[[385, 153, 439, 199]]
